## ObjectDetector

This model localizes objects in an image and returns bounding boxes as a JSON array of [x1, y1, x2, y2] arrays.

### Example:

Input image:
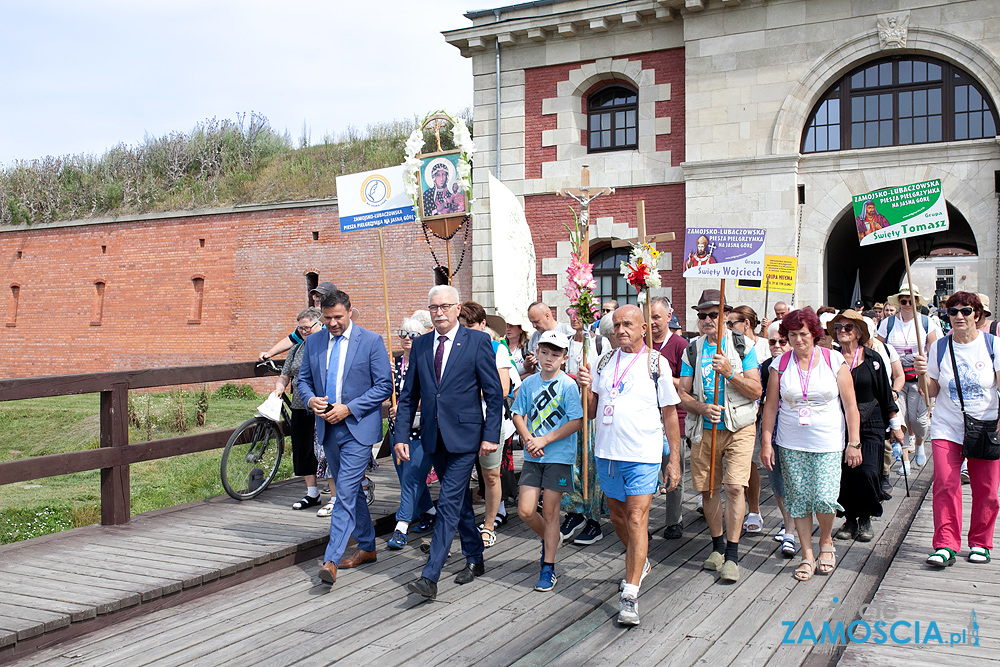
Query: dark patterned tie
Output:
[[434, 335, 447, 383]]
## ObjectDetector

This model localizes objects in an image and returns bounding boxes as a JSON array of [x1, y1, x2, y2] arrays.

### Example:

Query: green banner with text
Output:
[[853, 179, 948, 246]]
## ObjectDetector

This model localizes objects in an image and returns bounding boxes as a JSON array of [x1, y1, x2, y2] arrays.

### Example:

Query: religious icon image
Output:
[[856, 199, 889, 240], [684, 234, 717, 270], [419, 153, 467, 220]]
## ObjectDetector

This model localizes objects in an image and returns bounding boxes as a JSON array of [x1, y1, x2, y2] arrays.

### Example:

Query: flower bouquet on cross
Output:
[[620, 242, 662, 303], [562, 208, 600, 328]]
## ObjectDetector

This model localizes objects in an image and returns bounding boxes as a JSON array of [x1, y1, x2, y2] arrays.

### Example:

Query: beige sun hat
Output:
[[887, 286, 923, 308], [826, 309, 870, 346]]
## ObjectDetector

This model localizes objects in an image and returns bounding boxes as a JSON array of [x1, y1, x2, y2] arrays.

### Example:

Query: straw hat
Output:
[[977, 293, 992, 318], [827, 308, 870, 345], [887, 286, 923, 308]]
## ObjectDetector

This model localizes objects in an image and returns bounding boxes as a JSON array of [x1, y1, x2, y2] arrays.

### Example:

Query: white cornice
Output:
[[682, 154, 801, 180]]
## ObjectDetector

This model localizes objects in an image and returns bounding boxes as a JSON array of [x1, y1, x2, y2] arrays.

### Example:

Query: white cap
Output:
[[538, 330, 570, 350], [819, 312, 837, 329]]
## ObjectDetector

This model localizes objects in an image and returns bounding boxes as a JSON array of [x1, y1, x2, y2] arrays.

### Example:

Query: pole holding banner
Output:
[[708, 279, 726, 498], [901, 239, 932, 407]]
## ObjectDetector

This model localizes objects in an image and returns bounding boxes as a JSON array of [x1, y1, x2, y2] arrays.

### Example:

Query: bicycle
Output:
[[220, 359, 378, 505], [220, 360, 289, 500]]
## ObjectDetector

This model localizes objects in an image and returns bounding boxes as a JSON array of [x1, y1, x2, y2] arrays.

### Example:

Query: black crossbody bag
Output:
[[948, 336, 1000, 460]]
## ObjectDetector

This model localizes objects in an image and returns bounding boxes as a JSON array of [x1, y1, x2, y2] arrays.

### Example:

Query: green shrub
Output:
[[213, 382, 259, 400]]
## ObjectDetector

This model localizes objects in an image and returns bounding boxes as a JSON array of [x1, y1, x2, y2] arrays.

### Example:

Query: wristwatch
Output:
[[848, 442, 862, 449]]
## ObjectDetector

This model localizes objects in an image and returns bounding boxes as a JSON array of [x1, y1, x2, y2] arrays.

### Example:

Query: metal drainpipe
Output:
[[495, 9, 502, 180]]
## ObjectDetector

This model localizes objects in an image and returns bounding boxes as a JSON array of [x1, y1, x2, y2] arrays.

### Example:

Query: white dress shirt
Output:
[[434, 323, 461, 378], [325, 322, 353, 404]]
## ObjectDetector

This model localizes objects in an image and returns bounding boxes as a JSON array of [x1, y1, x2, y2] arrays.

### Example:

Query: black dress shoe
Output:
[[406, 577, 437, 599], [663, 523, 683, 540], [454, 561, 485, 584]]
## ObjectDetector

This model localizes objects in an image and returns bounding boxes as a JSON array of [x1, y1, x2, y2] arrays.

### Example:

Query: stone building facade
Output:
[[444, 0, 1000, 328]]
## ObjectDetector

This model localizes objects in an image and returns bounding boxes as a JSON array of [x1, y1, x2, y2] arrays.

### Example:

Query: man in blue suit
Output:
[[394, 284, 504, 599], [297, 289, 393, 584]]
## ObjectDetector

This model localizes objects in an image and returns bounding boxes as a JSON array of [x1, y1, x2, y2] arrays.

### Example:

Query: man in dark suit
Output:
[[297, 289, 393, 584], [393, 284, 504, 599]]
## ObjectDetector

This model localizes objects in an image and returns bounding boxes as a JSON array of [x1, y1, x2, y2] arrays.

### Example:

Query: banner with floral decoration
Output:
[[563, 208, 600, 326], [402, 110, 475, 224], [620, 243, 662, 303]]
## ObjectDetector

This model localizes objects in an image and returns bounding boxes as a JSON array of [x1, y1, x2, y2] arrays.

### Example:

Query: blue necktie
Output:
[[326, 335, 343, 403]]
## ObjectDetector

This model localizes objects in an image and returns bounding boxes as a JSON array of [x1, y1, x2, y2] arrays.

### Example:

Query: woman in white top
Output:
[[761, 308, 861, 581], [914, 292, 1000, 567], [877, 287, 941, 471]]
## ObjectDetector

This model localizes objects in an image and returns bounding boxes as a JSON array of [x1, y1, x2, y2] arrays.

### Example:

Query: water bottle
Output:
[[892, 441, 902, 460]]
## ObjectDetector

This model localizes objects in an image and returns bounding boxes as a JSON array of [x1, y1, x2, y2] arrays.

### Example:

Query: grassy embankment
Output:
[[0, 385, 290, 544]]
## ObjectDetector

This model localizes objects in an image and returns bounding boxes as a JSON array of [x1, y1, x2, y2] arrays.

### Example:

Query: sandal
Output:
[[743, 512, 763, 534], [781, 534, 797, 557], [494, 512, 508, 529], [316, 500, 335, 517], [292, 495, 321, 510], [793, 558, 816, 581], [926, 547, 956, 567], [817, 546, 837, 575], [969, 547, 991, 564], [480, 527, 497, 548], [773, 523, 786, 543]]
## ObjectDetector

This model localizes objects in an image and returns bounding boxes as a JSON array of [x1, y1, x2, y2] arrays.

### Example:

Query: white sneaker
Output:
[[619, 558, 652, 591], [897, 461, 911, 476], [617, 594, 640, 626], [961, 461, 971, 485]]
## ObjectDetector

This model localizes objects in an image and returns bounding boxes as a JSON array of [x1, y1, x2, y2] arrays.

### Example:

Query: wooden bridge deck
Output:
[[1, 452, 957, 666]]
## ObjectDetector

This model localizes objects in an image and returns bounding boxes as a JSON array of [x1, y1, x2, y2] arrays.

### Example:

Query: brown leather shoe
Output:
[[339, 549, 377, 569], [318, 561, 337, 584]]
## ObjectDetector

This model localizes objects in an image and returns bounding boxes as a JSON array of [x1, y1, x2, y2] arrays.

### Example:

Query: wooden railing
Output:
[[0, 362, 273, 526]]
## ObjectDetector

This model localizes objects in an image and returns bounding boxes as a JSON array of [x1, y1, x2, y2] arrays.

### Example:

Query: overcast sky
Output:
[[0, 0, 481, 165]]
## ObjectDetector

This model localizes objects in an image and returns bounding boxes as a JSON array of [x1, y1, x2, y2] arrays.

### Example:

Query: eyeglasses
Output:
[[296, 322, 319, 333], [725, 319, 745, 328], [697, 311, 720, 321], [768, 338, 789, 346], [948, 306, 975, 317], [833, 322, 855, 333], [428, 303, 457, 313], [898, 298, 912, 306], [398, 330, 420, 339]]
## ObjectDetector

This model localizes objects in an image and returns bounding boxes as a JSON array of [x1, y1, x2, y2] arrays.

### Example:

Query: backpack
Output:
[[776, 347, 835, 375], [934, 332, 996, 369], [884, 314, 931, 340], [684, 331, 748, 373]]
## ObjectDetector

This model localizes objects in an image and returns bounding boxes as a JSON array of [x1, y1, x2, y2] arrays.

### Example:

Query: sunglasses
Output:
[[697, 311, 720, 321], [833, 322, 855, 333], [398, 330, 420, 339], [947, 307, 975, 317], [898, 298, 912, 306], [768, 338, 789, 346], [725, 318, 746, 328]]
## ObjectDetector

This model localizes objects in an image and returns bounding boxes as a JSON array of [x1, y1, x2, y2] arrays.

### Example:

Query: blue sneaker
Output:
[[412, 513, 436, 535], [535, 564, 557, 592], [387, 530, 407, 550]]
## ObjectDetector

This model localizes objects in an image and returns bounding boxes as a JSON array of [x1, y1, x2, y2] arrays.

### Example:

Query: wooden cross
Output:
[[613, 201, 675, 348], [427, 116, 449, 153], [557, 165, 614, 266]]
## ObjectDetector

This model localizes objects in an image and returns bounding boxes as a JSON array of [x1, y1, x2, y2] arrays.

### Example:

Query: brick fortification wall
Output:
[[1, 204, 470, 378]]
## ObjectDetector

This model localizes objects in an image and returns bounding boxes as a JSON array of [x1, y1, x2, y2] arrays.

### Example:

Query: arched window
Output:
[[91, 281, 105, 326], [590, 246, 637, 306], [189, 276, 204, 324], [588, 85, 638, 152], [802, 56, 997, 153], [305, 272, 319, 306]]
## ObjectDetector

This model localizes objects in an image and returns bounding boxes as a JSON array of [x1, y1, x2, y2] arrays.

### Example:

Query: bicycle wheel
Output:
[[220, 417, 285, 500]]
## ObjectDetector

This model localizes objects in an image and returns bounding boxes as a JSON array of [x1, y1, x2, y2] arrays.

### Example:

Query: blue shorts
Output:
[[596, 457, 660, 502]]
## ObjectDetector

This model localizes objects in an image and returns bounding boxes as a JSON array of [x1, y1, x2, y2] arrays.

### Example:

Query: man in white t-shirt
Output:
[[525, 301, 576, 372], [877, 288, 940, 472], [577, 305, 681, 627]]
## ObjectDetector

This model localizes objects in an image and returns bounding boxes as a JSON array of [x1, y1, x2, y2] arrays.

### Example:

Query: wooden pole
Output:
[[445, 238, 453, 285], [709, 279, 726, 497], [762, 274, 771, 334], [379, 228, 401, 463], [901, 239, 932, 407], [581, 212, 590, 502], [636, 201, 654, 350]]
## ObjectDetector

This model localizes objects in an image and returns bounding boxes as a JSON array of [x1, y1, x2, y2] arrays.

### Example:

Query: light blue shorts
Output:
[[596, 457, 660, 502]]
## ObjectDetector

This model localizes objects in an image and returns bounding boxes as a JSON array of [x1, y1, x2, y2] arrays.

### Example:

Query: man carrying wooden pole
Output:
[[678, 288, 762, 583]]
